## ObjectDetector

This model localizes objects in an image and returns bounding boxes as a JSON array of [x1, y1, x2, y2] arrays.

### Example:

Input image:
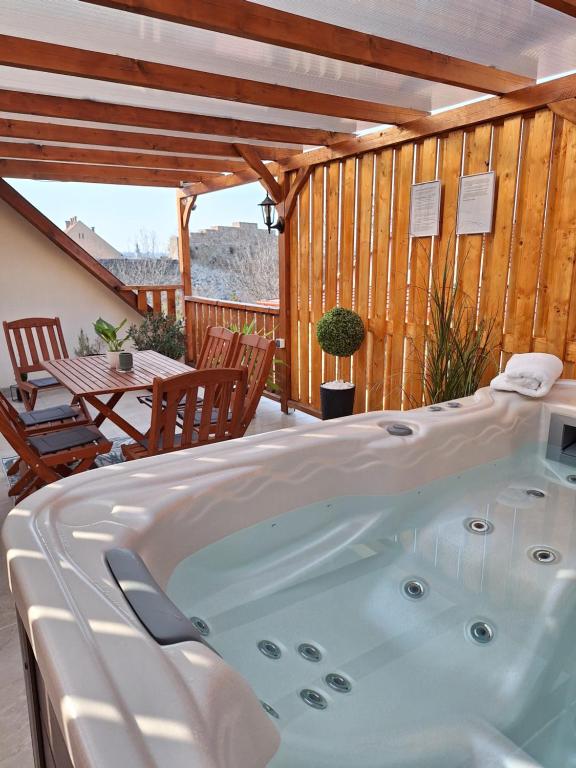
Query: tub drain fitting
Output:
[[325, 673, 352, 693], [298, 643, 322, 663], [529, 547, 559, 564], [261, 701, 279, 719], [470, 621, 494, 644], [258, 640, 282, 660], [300, 689, 328, 710], [526, 489, 546, 498], [190, 617, 210, 636], [403, 579, 427, 599], [465, 518, 494, 535]]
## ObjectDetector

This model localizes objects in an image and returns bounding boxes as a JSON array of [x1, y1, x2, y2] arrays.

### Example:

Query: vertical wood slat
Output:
[[290, 193, 300, 402], [310, 166, 324, 409], [458, 124, 492, 307], [508, 110, 554, 356], [339, 158, 357, 383], [353, 153, 374, 413], [298, 175, 311, 405], [479, 116, 522, 382], [405, 137, 437, 406], [324, 162, 340, 384], [368, 150, 393, 411], [387, 143, 414, 410]]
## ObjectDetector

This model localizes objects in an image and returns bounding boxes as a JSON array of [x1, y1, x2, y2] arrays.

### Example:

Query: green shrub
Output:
[[316, 307, 365, 358], [128, 313, 186, 360]]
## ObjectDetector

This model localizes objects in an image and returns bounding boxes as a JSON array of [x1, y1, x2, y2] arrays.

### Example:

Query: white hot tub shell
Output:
[[3, 384, 576, 767]]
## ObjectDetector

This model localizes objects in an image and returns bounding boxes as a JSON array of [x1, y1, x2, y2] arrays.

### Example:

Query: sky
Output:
[[9, 178, 267, 254]]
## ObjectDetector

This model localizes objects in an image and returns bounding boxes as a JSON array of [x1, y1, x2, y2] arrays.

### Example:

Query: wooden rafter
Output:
[[548, 98, 576, 123], [0, 35, 427, 124], [0, 159, 195, 186], [0, 178, 140, 310], [81, 0, 534, 95], [0, 89, 346, 146], [535, 0, 576, 16], [0, 117, 297, 161], [234, 144, 282, 203], [185, 70, 576, 195], [0, 142, 246, 173]]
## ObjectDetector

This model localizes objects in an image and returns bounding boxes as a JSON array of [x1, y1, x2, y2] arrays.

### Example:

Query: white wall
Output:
[[0, 198, 142, 388]]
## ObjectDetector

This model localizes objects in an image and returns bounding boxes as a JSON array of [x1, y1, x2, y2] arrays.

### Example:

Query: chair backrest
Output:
[[3, 317, 68, 379], [0, 393, 58, 483], [231, 334, 276, 434], [196, 326, 239, 370], [147, 367, 247, 455]]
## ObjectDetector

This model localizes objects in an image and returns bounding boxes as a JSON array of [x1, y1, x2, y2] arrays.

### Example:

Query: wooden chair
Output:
[[123, 367, 247, 461], [0, 391, 91, 479], [137, 326, 239, 409], [0, 395, 112, 504], [231, 334, 276, 436], [3, 317, 69, 410], [196, 326, 239, 369]]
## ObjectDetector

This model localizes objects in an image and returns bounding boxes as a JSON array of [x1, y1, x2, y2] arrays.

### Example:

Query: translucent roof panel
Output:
[[259, 0, 576, 82], [0, 0, 574, 165], [0, 0, 487, 121]]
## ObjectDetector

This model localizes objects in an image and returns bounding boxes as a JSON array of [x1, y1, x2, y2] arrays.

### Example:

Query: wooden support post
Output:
[[277, 176, 291, 413], [177, 190, 196, 360]]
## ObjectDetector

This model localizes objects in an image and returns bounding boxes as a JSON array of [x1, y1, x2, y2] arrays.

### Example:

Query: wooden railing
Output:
[[185, 295, 281, 392], [120, 284, 184, 317]]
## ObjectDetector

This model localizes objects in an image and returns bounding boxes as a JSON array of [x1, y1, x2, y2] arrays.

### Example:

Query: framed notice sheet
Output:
[[456, 171, 496, 235], [409, 180, 441, 237]]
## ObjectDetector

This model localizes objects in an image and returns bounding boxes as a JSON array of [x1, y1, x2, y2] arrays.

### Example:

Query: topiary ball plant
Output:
[[316, 307, 365, 359]]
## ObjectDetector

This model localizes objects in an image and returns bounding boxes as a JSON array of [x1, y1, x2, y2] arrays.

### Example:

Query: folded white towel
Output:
[[490, 353, 563, 398]]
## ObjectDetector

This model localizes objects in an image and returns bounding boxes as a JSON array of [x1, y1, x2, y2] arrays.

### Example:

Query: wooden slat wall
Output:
[[289, 107, 576, 413]]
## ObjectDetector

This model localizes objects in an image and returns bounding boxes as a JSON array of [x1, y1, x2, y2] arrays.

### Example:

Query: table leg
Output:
[[83, 393, 145, 443]]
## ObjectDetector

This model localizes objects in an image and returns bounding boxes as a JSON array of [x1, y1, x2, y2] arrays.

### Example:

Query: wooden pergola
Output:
[[3, 0, 576, 414]]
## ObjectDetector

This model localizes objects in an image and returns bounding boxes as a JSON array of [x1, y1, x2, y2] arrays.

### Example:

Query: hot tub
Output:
[[4, 385, 576, 767]]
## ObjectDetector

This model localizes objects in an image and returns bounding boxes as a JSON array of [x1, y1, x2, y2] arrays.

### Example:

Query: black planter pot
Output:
[[320, 383, 355, 420]]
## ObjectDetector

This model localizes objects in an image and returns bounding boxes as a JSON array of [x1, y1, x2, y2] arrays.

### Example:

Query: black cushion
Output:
[[28, 426, 102, 456], [28, 376, 60, 389], [19, 405, 80, 427]]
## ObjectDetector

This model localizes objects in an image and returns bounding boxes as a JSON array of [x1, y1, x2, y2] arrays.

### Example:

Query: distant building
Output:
[[64, 216, 123, 261]]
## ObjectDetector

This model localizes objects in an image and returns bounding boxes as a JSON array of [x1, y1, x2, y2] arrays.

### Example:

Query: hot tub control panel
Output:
[[546, 413, 576, 466]]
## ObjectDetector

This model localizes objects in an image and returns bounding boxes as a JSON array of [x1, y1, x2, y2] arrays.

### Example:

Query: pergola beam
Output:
[[0, 35, 427, 124], [81, 0, 534, 95], [234, 144, 283, 203], [0, 159, 197, 186], [0, 89, 347, 147], [0, 141, 247, 173], [0, 117, 294, 161], [185, 70, 576, 195], [535, 0, 576, 16]]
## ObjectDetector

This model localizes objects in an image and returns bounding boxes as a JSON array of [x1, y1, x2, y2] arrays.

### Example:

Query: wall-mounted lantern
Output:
[[259, 194, 285, 234]]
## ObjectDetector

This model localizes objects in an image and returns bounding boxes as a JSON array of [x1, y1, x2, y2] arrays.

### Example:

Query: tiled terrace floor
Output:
[[0, 388, 317, 767]]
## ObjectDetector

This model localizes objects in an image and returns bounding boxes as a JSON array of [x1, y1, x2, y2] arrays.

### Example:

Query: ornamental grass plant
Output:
[[411, 250, 496, 406]]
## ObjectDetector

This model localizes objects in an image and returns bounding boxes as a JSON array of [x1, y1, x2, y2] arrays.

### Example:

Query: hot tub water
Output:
[[164, 444, 576, 766]]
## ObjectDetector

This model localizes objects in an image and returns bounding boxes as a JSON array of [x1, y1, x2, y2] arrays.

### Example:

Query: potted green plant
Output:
[[128, 313, 186, 360], [316, 307, 365, 420], [93, 317, 128, 369]]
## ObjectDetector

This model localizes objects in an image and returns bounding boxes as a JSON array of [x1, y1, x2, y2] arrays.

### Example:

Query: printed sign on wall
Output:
[[409, 180, 442, 237], [456, 171, 496, 235]]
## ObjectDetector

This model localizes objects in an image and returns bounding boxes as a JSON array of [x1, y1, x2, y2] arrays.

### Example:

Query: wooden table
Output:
[[44, 350, 191, 442]]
